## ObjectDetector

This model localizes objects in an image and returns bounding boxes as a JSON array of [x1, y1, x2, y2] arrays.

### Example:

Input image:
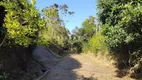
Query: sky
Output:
[[35, 0, 97, 31]]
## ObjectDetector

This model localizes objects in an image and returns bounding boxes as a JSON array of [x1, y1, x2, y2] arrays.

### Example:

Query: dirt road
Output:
[[41, 54, 133, 80]]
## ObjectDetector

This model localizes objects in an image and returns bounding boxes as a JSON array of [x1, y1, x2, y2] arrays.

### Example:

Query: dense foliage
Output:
[[70, 16, 96, 52], [0, 0, 71, 79], [98, 0, 142, 52], [1, 0, 142, 79], [39, 4, 70, 48], [70, 0, 142, 77], [98, 0, 142, 77], [0, 0, 70, 48], [83, 32, 107, 53], [0, 0, 43, 46]]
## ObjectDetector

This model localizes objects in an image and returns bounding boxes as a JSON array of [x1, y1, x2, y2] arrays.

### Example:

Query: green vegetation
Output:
[[40, 4, 70, 48], [0, 0, 142, 79], [69, 16, 96, 52], [0, 0, 42, 46], [70, 16, 107, 54], [70, 0, 142, 78], [83, 32, 107, 53], [98, 0, 142, 73], [98, 0, 142, 78], [0, 0, 72, 79], [0, 0, 71, 50]]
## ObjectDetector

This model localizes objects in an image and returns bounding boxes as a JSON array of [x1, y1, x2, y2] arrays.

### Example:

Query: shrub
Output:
[[83, 32, 107, 54]]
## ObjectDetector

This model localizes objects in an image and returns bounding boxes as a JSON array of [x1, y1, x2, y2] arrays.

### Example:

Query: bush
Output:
[[83, 32, 107, 54]]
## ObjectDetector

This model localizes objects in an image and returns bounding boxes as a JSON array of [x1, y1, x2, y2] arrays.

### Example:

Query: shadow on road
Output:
[[41, 54, 91, 80]]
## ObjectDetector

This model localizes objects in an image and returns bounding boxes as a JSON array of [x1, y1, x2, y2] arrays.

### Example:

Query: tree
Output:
[[98, 0, 142, 72], [98, 0, 142, 52], [39, 3, 72, 48], [70, 16, 96, 52], [78, 16, 96, 42], [0, 0, 43, 46]]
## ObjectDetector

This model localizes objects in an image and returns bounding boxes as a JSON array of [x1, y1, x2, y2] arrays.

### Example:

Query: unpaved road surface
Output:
[[41, 54, 133, 80]]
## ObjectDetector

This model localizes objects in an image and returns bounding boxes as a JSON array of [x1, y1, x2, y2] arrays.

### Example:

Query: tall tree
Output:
[[40, 3, 72, 47], [78, 16, 96, 42]]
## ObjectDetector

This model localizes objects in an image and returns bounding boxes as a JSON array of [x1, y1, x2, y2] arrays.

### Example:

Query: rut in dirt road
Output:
[[41, 54, 133, 80]]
